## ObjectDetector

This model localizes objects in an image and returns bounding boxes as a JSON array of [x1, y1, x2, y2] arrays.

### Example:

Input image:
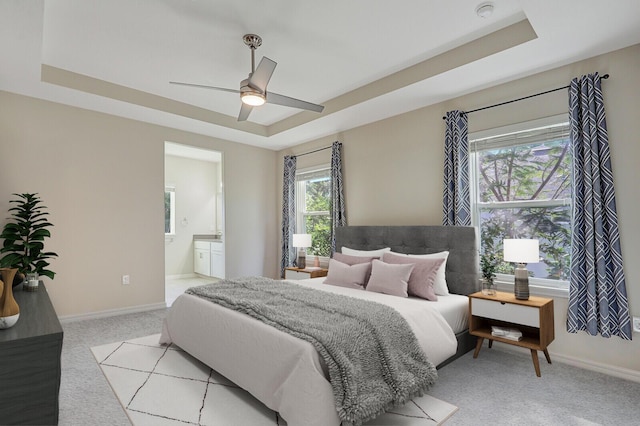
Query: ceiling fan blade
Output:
[[248, 57, 277, 92], [266, 92, 325, 113], [237, 103, 253, 121], [170, 81, 240, 94]]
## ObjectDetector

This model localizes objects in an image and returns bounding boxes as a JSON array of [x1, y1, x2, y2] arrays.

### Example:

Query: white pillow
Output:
[[391, 251, 450, 295], [341, 246, 391, 258], [365, 260, 413, 298]]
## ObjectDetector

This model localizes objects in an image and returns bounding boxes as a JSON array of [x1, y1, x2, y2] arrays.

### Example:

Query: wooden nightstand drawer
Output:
[[285, 269, 311, 280], [472, 298, 540, 328], [284, 267, 328, 280]]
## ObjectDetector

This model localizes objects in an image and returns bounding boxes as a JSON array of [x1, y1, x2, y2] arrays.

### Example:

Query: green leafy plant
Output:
[[0, 193, 58, 280], [480, 251, 498, 287]]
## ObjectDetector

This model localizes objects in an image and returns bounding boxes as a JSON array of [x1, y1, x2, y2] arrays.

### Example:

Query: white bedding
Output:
[[299, 277, 470, 334], [160, 278, 465, 426], [425, 292, 470, 334]]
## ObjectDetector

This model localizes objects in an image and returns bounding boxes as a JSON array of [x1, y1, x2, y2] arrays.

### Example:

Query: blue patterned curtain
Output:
[[330, 141, 347, 254], [442, 110, 471, 226], [566, 73, 631, 340], [280, 156, 297, 277]]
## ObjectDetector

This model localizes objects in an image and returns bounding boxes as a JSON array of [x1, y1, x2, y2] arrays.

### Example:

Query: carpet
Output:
[[91, 334, 458, 426]]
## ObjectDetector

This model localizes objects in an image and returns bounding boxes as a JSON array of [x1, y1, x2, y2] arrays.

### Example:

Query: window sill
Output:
[[494, 279, 569, 299]]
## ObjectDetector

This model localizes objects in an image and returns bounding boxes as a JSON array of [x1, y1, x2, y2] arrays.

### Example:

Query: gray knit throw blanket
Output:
[[186, 277, 437, 425]]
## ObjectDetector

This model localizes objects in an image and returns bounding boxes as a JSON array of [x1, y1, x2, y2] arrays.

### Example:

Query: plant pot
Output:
[[12, 272, 25, 289], [24, 272, 40, 292], [0, 268, 20, 329], [481, 278, 496, 296]]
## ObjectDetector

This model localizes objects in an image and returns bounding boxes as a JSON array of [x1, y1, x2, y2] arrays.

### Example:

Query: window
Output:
[[296, 167, 331, 258], [470, 116, 571, 289], [165, 186, 175, 235]]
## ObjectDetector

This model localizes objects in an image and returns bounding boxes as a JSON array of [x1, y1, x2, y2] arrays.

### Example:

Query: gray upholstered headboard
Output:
[[335, 226, 480, 295]]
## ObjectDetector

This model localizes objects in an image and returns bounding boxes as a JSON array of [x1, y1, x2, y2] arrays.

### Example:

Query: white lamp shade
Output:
[[292, 234, 312, 248], [503, 239, 539, 263]]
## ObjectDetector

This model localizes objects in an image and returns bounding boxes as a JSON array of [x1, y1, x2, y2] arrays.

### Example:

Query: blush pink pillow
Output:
[[365, 260, 414, 298], [323, 258, 370, 290], [382, 252, 445, 301], [332, 253, 375, 286], [396, 251, 450, 295]]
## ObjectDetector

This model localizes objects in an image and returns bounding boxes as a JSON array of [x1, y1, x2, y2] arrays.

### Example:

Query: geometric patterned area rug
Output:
[[91, 334, 458, 426]]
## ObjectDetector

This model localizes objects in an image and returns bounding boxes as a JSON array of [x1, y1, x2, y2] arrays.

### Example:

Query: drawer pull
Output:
[[501, 302, 506, 305]]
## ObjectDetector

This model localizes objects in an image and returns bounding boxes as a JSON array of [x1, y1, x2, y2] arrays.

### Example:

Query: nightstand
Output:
[[469, 291, 554, 377], [284, 267, 328, 280]]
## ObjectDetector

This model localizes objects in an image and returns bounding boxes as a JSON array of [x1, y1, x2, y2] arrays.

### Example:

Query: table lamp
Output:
[[503, 239, 539, 300], [292, 234, 312, 269]]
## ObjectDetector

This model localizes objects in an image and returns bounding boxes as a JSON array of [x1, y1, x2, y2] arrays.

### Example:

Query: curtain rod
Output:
[[442, 74, 610, 119], [291, 145, 332, 158]]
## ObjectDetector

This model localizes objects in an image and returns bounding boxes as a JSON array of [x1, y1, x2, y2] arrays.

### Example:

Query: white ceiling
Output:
[[2, 0, 640, 151]]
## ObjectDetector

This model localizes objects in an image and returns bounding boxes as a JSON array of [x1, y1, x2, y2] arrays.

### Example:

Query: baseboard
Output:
[[550, 352, 640, 383], [165, 273, 197, 280], [59, 302, 167, 323], [493, 344, 640, 383]]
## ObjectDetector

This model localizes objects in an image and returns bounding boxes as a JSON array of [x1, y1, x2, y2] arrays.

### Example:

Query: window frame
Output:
[[295, 165, 331, 261], [469, 115, 571, 297]]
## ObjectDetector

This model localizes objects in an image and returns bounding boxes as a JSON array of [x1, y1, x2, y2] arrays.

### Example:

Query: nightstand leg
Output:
[[473, 337, 484, 358], [531, 350, 541, 377], [488, 339, 493, 348], [543, 349, 552, 364]]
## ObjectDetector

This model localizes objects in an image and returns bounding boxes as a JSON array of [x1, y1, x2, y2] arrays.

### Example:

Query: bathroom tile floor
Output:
[[165, 276, 217, 307]]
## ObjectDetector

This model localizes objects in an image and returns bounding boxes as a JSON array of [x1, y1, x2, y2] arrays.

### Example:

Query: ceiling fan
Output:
[[170, 34, 325, 122]]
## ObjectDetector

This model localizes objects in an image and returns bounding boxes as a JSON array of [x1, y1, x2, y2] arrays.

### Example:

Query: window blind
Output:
[[472, 122, 570, 151]]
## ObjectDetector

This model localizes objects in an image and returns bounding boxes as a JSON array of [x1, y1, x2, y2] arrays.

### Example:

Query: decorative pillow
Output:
[[341, 246, 391, 258], [332, 253, 376, 287], [323, 258, 370, 290], [382, 252, 444, 301], [365, 260, 414, 298], [333, 252, 376, 265], [402, 251, 450, 295]]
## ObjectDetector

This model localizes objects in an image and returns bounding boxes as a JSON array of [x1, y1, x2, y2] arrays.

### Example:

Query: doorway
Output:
[[164, 141, 224, 306]]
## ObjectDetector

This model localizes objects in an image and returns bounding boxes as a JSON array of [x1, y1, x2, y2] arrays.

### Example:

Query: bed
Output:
[[333, 225, 480, 366], [160, 225, 479, 425]]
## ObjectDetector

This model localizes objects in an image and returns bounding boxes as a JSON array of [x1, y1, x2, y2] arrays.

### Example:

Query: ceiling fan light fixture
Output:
[[241, 91, 266, 106], [172, 34, 324, 121]]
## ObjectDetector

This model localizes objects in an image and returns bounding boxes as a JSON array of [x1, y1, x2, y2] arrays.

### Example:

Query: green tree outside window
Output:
[[473, 123, 571, 281]]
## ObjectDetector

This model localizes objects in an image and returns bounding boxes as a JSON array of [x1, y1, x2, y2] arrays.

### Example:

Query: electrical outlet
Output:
[[633, 316, 640, 333], [122, 274, 130, 285]]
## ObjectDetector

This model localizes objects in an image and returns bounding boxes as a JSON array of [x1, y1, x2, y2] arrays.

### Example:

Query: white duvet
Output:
[[160, 278, 461, 426]]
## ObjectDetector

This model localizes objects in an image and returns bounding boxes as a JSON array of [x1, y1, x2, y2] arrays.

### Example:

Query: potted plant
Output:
[[480, 251, 497, 295], [0, 193, 58, 291]]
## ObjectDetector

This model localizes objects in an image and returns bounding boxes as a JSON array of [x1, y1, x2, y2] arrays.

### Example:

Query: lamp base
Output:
[[514, 263, 529, 300], [296, 248, 306, 270]]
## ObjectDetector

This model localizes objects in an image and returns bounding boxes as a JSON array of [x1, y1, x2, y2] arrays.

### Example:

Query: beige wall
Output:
[[277, 44, 640, 374], [0, 91, 278, 317]]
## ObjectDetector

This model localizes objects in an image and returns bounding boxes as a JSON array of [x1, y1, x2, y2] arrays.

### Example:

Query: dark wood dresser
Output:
[[0, 283, 63, 425]]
